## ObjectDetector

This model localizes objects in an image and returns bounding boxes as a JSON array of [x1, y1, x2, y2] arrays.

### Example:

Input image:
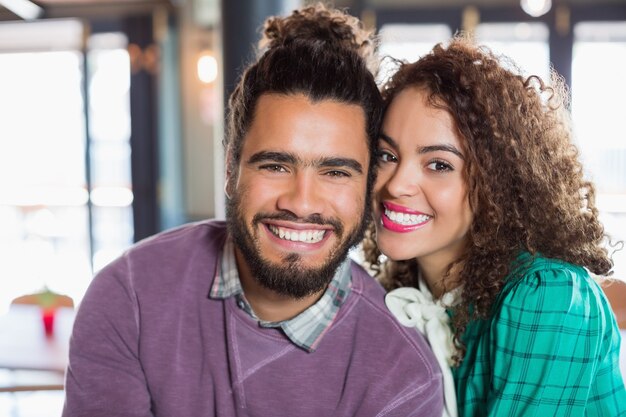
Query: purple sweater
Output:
[[63, 221, 442, 417]]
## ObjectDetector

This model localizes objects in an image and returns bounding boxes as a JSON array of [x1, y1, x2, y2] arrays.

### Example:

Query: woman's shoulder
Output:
[[495, 252, 607, 318], [509, 251, 587, 279]]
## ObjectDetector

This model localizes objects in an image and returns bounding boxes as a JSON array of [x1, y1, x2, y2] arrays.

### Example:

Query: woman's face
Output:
[[373, 87, 473, 270]]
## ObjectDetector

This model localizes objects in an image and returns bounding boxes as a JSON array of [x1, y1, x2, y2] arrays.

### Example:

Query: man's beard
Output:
[[226, 189, 368, 299]]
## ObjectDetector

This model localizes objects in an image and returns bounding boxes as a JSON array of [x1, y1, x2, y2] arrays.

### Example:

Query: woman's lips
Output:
[[380, 201, 432, 233]]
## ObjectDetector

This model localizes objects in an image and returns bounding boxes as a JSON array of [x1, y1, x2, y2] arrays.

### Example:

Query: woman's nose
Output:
[[382, 162, 422, 198]]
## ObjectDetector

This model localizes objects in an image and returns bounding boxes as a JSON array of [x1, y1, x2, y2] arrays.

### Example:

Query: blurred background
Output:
[[0, 0, 624, 414]]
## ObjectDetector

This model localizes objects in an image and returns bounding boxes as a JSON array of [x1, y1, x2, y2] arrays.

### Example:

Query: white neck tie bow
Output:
[[385, 279, 460, 417]]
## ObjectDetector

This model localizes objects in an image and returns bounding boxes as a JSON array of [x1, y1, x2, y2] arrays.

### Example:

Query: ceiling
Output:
[[0, 0, 624, 21], [351, 0, 625, 5], [0, 0, 170, 21]]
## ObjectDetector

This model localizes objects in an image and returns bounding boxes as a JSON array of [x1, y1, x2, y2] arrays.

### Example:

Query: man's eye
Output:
[[260, 164, 288, 173], [325, 170, 350, 178]]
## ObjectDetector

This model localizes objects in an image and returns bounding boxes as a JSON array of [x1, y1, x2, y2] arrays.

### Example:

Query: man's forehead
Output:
[[253, 92, 366, 119], [243, 94, 369, 151]]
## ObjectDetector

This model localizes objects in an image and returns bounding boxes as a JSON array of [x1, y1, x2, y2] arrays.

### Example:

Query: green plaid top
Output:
[[453, 253, 626, 417]]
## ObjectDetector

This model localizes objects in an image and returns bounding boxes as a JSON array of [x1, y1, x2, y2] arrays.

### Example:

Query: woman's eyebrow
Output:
[[380, 133, 464, 160], [418, 144, 465, 159], [379, 133, 397, 148]]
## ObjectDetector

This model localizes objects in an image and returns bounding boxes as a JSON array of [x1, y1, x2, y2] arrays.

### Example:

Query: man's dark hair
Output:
[[224, 39, 383, 201]]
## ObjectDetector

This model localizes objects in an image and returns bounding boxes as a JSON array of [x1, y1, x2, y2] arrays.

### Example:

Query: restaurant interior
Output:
[[0, 0, 625, 415]]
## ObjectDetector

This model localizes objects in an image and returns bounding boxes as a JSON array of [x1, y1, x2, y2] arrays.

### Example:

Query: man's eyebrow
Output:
[[318, 157, 363, 174], [247, 151, 297, 165], [379, 133, 464, 160], [247, 151, 363, 174]]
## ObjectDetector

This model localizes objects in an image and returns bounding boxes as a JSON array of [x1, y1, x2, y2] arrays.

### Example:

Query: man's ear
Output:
[[224, 147, 234, 199]]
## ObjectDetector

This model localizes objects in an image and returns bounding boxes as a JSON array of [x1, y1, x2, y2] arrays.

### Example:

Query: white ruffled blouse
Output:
[[385, 276, 460, 417]]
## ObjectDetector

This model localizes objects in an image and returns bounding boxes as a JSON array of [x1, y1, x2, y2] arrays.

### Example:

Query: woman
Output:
[[364, 36, 626, 417]]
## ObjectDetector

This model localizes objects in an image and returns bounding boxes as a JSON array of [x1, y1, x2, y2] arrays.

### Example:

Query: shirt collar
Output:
[[210, 235, 352, 352]]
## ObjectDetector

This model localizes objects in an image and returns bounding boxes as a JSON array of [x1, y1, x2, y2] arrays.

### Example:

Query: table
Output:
[[0, 305, 74, 392]]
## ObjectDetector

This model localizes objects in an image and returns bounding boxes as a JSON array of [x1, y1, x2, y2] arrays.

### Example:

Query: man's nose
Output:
[[276, 171, 324, 219]]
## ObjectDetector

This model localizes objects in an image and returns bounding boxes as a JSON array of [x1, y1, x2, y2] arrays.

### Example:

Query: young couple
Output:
[[63, 4, 625, 417]]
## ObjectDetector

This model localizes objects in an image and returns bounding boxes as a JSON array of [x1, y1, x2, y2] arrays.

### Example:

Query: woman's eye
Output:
[[427, 160, 453, 172], [378, 150, 397, 163]]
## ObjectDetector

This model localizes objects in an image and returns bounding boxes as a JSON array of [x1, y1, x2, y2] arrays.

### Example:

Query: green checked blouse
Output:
[[453, 253, 626, 417]]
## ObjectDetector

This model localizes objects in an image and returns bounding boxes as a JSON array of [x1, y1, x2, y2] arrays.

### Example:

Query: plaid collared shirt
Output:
[[209, 235, 352, 353]]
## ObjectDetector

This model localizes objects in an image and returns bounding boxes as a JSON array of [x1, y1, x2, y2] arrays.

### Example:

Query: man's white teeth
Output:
[[268, 225, 326, 243], [385, 209, 430, 226]]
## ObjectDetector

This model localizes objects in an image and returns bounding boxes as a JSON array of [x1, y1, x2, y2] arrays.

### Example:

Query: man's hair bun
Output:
[[259, 3, 378, 75]]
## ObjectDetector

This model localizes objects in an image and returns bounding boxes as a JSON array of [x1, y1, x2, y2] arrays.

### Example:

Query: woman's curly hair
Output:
[[363, 35, 614, 362], [259, 2, 379, 75]]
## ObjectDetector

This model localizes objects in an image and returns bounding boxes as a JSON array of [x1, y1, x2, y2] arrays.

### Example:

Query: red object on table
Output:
[[42, 308, 56, 337]]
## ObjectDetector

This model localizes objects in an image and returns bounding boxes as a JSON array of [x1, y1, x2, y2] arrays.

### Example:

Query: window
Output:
[[475, 22, 551, 81], [87, 33, 134, 272], [378, 23, 452, 83], [573, 21, 626, 280], [0, 20, 133, 310]]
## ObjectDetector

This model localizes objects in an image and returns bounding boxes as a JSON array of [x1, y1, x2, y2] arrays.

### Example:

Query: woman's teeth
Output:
[[384, 209, 431, 226], [268, 225, 326, 243]]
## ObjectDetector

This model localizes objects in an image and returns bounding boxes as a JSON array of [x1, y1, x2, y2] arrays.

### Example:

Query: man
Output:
[[63, 35, 443, 417]]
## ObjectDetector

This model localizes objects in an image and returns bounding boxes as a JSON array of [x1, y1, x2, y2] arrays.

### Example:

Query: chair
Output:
[[11, 290, 74, 309]]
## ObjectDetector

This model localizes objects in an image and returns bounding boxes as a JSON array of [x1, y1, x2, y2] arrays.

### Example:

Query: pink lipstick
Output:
[[380, 201, 431, 233]]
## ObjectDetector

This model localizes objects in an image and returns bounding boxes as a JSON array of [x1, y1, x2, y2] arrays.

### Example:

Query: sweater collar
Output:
[[209, 235, 352, 352]]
